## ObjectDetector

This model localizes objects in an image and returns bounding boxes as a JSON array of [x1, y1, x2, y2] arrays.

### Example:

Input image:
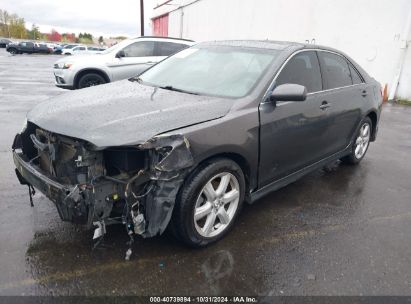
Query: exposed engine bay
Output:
[[12, 121, 194, 256]]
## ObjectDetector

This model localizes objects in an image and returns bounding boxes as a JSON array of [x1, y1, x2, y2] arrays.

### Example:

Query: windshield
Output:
[[138, 46, 279, 98]]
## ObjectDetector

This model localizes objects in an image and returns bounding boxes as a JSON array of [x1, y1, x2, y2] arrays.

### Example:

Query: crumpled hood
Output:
[[27, 80, 234, 148]]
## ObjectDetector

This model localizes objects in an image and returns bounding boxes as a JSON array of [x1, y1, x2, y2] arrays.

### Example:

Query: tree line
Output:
[[0, 8, 99, 44]]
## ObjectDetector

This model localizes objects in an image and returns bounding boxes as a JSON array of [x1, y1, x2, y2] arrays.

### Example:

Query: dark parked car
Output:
[[6, 41, 51, 54], [53, 45, 62, 54], [12, 40, 382, 248], [53, 44, 68, 54], [0, 38, 12, 48]]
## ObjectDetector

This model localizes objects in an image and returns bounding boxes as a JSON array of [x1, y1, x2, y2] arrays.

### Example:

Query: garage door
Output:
[[153, 14, 169, 37]]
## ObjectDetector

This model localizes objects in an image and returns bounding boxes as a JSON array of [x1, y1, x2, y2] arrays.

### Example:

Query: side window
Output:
[[156, 42, 188, 56], [349, 63, 363, 85], [319, 52, 352, 89], [122, 41, 155, 57], [276, 51, 322, 93]]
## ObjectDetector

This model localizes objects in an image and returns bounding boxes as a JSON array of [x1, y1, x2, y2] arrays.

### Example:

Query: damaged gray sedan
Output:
[[12, 40, 382, 247]]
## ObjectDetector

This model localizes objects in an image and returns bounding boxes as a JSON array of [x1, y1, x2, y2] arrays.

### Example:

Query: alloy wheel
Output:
[[354, 122, 371, 159], [194, 172, 240, 238], [85, 78, 102, 87]]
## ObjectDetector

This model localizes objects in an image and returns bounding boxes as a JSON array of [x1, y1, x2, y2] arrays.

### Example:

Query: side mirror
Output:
[[116, 50, 125, 58], [270, 84, 307, 102]]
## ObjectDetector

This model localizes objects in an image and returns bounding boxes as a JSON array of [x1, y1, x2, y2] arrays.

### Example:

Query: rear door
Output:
[[316, 51, 364, 154], [258, 51, 329, 186], [109, 41, 157, 81]]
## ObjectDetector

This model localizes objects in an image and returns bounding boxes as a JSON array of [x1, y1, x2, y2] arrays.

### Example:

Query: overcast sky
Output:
[[1, 0, 153, 37]]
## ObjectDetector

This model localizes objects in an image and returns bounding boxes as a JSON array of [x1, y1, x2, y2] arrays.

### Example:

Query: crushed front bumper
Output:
[[13, 130, 195, 238], [13, 151, 93, 225]]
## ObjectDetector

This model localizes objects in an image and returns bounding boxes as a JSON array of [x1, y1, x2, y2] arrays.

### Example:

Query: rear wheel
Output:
[[78, 73, 106, 89], [171, 158, 245, 247], [342, 117, 372, 165]]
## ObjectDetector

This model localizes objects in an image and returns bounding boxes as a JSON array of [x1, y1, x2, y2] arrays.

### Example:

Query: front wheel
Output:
[[77, 73, 106, 89], [8, 48, 17, 55], [171, 158, 245, 247], [342, 117, 372, 165]]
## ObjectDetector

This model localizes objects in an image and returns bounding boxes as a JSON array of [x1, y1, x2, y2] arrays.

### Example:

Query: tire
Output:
[[171, 158, 245, 247], [341, 117, 372, 165], [77, 73, 106, 89], [8, 48, 17, 55]]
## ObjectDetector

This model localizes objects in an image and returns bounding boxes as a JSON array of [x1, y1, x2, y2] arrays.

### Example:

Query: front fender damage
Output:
[[13, 127, 194, 245], [139, 134, 194, 237]]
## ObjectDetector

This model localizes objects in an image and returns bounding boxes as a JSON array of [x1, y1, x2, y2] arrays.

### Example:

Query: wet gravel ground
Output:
[[0, 48, 411, 296]]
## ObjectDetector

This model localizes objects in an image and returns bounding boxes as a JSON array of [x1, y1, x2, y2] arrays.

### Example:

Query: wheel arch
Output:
[[188, 151, 253, 202], [365, 110, 378, 141], [74, 68, 110, 89]]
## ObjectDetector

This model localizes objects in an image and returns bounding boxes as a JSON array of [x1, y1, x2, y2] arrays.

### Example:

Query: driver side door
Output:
[[258, 51, 331, 187]]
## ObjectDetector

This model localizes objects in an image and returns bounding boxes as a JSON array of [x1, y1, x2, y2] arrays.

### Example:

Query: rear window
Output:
[[318, 52, 352, 89], [349, 64, 363, 85]]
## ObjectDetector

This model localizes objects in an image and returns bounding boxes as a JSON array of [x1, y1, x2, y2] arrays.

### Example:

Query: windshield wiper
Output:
[[159, 85, 199, 95]]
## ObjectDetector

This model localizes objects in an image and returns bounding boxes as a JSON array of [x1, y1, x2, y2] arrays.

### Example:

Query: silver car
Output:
[[53, 37, 194, 89]]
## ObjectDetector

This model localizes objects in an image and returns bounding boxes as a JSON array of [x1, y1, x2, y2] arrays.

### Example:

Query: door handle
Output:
[[319, 101, 331, 110], [361, 90, 368, 97]]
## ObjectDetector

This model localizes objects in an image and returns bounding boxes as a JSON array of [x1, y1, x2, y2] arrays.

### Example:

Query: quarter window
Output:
[[156, 42, 188, 56], [349, 63, 363, 85], [122, 41, 155, 57], [319, 52, 352, 89], [276, 51, 322, 93]]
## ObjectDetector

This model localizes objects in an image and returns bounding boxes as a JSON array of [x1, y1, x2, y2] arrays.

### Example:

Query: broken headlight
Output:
[[103, 148, 146, 176]]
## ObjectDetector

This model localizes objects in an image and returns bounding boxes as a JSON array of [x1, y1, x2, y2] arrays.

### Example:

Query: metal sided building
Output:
[[152, 0, 411, 100]]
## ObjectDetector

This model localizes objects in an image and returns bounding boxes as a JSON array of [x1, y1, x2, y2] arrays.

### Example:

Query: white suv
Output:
[[61, 45, 86, 55], [53, 37, 194, 89], [62, 45, 105, 55]]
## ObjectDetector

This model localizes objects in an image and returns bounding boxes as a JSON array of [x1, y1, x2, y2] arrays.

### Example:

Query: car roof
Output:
[[196, 40, 345, 54], [197, 40, 371, 81], [130, 36, 195, 44], [198, 40, 303, 50]]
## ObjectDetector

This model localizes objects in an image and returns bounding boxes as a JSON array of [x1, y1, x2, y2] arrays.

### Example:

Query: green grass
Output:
[[396, 99, 411, 106]]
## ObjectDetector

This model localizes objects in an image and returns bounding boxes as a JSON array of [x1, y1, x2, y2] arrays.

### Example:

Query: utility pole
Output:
[[140, 0, 145, 36]]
